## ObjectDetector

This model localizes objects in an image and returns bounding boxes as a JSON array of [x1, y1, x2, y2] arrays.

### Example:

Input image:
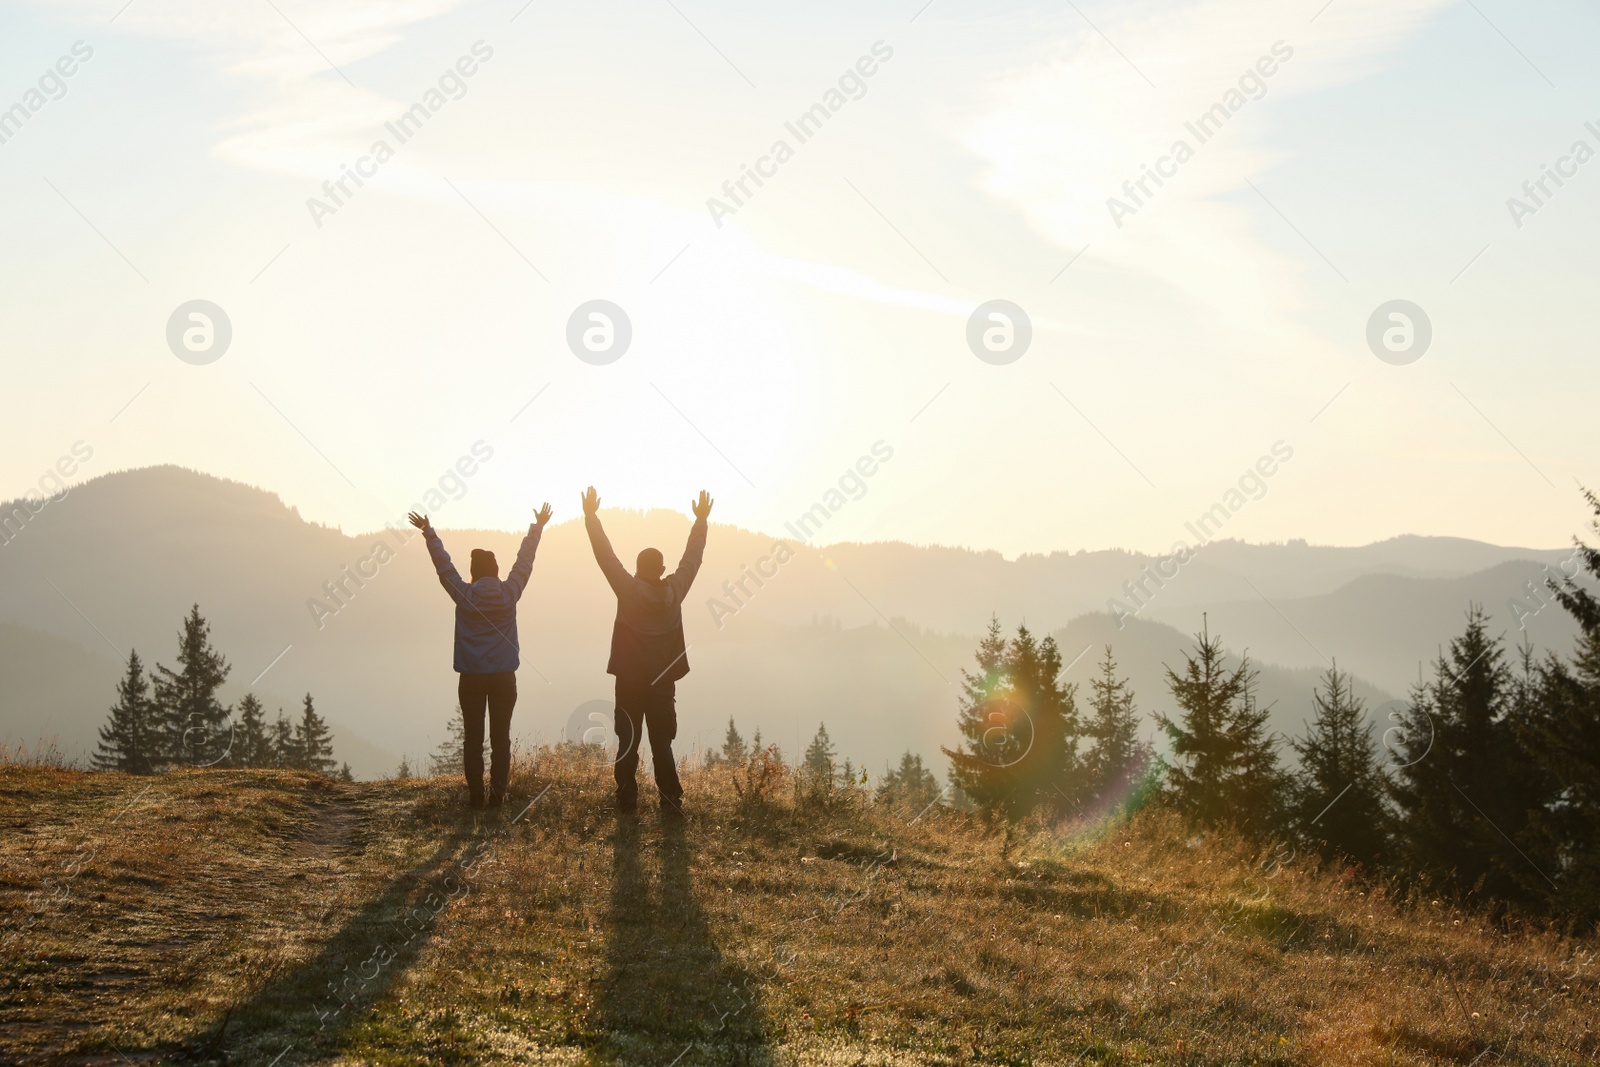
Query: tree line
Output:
[[694, 715, 944, 813], [944, 493, 1600, 928], [93, 605, 347, 778]]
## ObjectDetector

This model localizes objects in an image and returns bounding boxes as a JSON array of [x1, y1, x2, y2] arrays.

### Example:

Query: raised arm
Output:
[[667, 490, 712, 599], [504, 503, 551, 602], [581, 487, 630, 594], [409, 512, 470, 607]]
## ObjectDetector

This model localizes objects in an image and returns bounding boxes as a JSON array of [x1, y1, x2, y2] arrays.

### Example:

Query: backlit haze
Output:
[[3, 0, 1597, 555]]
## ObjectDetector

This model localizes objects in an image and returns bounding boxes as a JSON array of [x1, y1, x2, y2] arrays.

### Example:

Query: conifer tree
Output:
[[430, 705, 466, 776], [1156, 623, 1285, 834], [1550, 488, 1600, 635], [151, 605, 231, 767], [1081, 647, 1151, 807], [271, 710, 297, 769], [395, 755, 413, 780], [233, 693, 272, 769], [721, 717, 748, 764], [946, 618, 1010, 808], [877, 750, 942, 810], [1517, 492, 1600, 920], [94, 650, 158, 775], [1523, 639, 1600, 921], [293, 693, 337, 775], [803, 723, 837, 782], [1390, 607, 1534, 901], [1503, 637, 1561, 873], [943, 618, 1079, 821], [842, 758, 866, 789], [1289, 663, 1392, 865]]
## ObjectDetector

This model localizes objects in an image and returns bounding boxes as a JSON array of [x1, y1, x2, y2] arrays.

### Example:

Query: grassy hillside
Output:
[[2, 755, 1595, 1065]]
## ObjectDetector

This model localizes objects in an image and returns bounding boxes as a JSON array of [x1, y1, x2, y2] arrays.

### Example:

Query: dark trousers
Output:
[[459, 671, 517, 805], [613, 676, 680, 812]]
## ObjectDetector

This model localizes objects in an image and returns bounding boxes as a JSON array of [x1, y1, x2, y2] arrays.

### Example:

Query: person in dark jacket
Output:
[[408, 504, 551, 809], [581, 485, 710, 819]]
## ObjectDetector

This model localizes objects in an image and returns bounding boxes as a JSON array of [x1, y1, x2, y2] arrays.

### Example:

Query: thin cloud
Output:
[[964, 0, 1452, 347], [30, 0, 476, 174]]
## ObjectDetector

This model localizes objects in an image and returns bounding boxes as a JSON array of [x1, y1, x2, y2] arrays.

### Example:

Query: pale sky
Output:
[[3, 0, 1597, 556]]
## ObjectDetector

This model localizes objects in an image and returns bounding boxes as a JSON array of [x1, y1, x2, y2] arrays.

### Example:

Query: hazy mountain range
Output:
[[0, 466, 1587, 779]]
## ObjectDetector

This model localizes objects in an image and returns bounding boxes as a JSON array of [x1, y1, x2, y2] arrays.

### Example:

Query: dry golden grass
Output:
[[1, 750, 1595, 1066]]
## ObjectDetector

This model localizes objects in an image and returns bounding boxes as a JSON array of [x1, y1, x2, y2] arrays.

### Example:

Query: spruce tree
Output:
[[721, 717, 748, 764], [946, 617, 1010, 810], [1156, 623, 1285, 834], [1521, 491, 1600, 921], [1289, 663, 1392, 866], [840, 758, 861, 788], [1523, 635, 1600, 921], [233, 693, 272, 769], [1081, 647, 1151, 808], [803, 723, 837, 782], [1550, 487, 1600, 634], [94, 650, 158, 775], [294, 693, 337, 775], [430, 705, 466, 776], [943, 618, 1079, 821], [1503, 639, 1563, 892], [151, 605, 231, 767], [877, 750, 942, 810], [271, 710, 298, 769], [1390, 607, 1531, 902]]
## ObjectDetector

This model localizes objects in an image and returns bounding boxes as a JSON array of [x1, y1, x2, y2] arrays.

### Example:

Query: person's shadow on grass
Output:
[[159, 821, 479, 1064], [595, 821, 772, 1063]]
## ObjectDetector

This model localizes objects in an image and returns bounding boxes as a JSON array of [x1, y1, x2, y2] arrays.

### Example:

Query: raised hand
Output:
[[581, 486, 600, 517], [534, 502, 553, 528], [692, 490, 713, 520], [407, 511, 432, 534]]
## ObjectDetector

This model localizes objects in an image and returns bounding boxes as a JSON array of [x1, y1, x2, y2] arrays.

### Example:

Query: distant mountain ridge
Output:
[[0, 466, 1586, 778]]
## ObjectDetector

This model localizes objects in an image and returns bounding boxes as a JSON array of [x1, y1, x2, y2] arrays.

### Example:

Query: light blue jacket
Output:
[[425, 525, 541, 674]]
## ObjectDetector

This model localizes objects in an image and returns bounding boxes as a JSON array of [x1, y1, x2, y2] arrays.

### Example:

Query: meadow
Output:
[[1, 749, 1594, 1066]]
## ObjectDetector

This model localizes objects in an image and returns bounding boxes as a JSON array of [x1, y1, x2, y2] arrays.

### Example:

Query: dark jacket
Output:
[[425, 524, 541, 674], [585, 512, 707, 684]]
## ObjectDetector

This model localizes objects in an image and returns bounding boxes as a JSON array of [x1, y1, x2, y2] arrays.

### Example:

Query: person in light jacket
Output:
[[581, 486, 711, 819], [408, 503, 551, 809]]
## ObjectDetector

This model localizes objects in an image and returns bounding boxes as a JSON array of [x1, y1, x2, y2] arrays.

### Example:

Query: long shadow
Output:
[[594, 821, 772, 1064], [151, 820, 479, 1064]]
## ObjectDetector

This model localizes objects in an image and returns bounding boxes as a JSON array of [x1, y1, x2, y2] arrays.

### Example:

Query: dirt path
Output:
[[287, 793, 365, 861]]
